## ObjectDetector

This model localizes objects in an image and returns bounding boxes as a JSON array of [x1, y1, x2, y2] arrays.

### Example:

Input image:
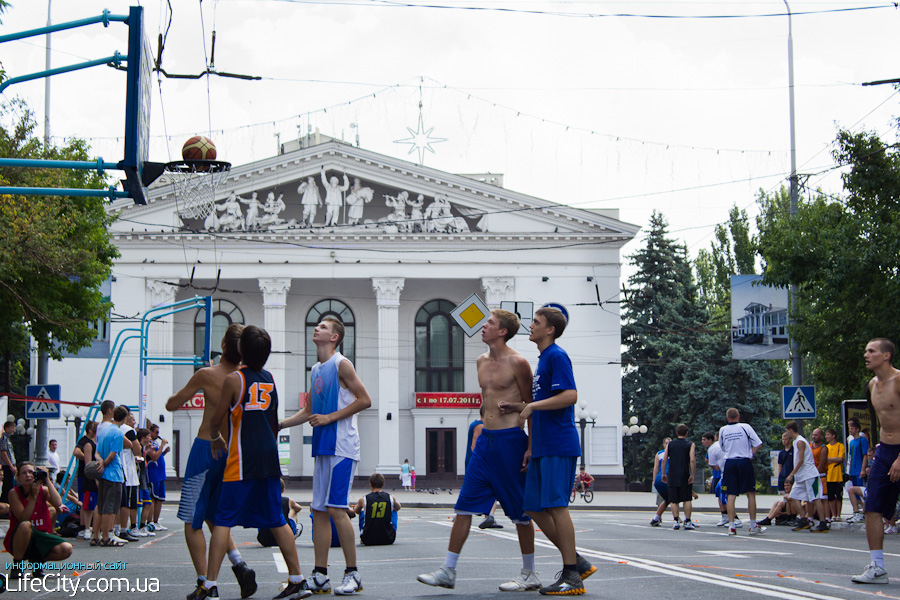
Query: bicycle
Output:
[[570, 482, 594, 503]]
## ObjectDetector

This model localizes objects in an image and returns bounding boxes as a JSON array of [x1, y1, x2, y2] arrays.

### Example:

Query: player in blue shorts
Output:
[[166, 324, 256, 600], [500, 307, 596, 596], [418, 310, 542, 592], [199, 325, 311, 600], [853, 338, 900, 585], [280, 316, 372, 596]]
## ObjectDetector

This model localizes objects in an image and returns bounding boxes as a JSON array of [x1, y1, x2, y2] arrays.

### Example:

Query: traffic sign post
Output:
[[783, 385, 816, 420], [500, 301, 533, 335], [451, 294, 491, 337], [25, 384, 61, 419]]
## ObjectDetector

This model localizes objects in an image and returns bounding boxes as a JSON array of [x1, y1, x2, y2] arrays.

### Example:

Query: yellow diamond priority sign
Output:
[[450, 293, 491, 337]]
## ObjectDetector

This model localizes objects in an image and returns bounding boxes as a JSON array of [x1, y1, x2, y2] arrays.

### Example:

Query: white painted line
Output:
[[698, 550, 792, 559], [429, 520, 846, 600], [273, 551, 288, 573], [139, 531, 176, 548]]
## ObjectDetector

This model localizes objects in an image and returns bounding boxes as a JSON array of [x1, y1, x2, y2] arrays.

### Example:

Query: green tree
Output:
[[756, 127, 900, 402], [0, 99, 119, 392]]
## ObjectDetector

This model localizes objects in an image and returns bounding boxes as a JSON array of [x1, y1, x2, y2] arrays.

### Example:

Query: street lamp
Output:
[[622, 416, 648, 490], [575, 400, 599, 471]]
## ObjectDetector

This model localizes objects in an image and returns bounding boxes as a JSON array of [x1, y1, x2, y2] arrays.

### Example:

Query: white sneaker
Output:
[[131, 527, 148, 537], [139, 526, 155, 537], [852, 562, 889, 584], [683, 521, 696, 530], [300, 572, 331, 594], [417, 566, 456, 589], [334, 570, 362, 595], [885, 524, 899, 535], [734, 518, 743, 528], [499, 569, 542, 592], [716, 516, 729, 527], [728, 527, 737, 536], [110, 534, 129, 544], [748, 525, 766, 535], [153, 521, 168, 532]]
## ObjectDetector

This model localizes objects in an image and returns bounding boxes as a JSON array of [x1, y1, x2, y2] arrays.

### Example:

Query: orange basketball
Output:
[[182, 136, 217, 161]]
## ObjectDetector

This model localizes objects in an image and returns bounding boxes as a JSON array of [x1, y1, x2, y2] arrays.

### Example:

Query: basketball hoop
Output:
[[163, 160, 231, 220]]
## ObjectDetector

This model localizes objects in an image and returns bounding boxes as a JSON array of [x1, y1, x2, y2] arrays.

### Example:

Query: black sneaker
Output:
[[649, 517, 661, 527], [119, 530, 140, 542], [478, 515, 503, 529], [811, 521, 830, 533], [575, 554, 596, 581], [783, 517, 799, 527], [232, 561, 258, 599], [8, 567, 22, 580], [774, 515, 791, 526], [792, 518, 811, 531], [539, 569, 585, 596], [186, 580, 204, 600], [273, 580, 314, 599], [757, 517, 772, 527], [189, 585, 218, 600], [32, 568, 45, 579]]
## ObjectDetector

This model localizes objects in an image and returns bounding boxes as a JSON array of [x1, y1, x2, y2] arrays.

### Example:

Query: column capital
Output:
[[372, 277, 405, 306], [481, 277, 515, 306], [258, 277, 292, 305], [147, 280, 178, 307]]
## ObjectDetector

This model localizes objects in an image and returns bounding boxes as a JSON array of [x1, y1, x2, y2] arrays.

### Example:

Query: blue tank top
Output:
[[224, 367, 281, 482], [310, 352, 359, 459]]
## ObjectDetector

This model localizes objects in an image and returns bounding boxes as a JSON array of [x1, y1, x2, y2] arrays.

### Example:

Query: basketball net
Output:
[[164, 161, 231, 221]]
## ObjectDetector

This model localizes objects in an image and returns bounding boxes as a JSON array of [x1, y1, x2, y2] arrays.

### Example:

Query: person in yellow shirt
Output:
[[825, 428, 846, 521]]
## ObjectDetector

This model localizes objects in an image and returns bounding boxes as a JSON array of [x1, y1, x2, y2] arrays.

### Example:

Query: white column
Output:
[[481, 277, 515, 307], [146, 280, 177, 464], [372, 277, 404, 474], [258, 278, 292, 420]]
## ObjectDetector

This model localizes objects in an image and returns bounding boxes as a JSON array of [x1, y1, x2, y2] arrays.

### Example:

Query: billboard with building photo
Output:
[[731, 275, 790, 360]]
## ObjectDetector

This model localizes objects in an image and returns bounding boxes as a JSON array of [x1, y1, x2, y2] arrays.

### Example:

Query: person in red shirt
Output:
[[5, 462, 72, 579], [576, 467, 594, 494]]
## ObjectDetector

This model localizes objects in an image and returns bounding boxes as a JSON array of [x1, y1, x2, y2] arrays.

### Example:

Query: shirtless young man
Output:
[[417, 309, 541, 592], [166, 324, 257, 600], [853, 338, 900, 585]]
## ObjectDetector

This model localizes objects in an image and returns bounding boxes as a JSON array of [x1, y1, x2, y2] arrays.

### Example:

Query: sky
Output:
[[2, 0, 899, 278]]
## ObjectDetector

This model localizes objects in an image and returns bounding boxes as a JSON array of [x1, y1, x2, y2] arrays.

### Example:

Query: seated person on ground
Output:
[[257, 478, 303, 547], [758, 479, 799, 526], [354, 473, 401, 546], [5, 462, 73, 577]]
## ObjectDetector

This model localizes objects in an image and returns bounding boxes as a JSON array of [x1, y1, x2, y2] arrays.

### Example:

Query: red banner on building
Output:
[[415, 393, 482, 408], [177, 393, 205, 410]]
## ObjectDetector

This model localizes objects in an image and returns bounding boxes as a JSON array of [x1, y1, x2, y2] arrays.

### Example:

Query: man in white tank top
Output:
[[784, 421, 828, 533]]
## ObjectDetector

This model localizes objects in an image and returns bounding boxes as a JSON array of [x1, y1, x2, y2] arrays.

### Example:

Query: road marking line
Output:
[[139, 531, 176, 548], [429, 520, 845, 600], [273, 552, 288, 573]]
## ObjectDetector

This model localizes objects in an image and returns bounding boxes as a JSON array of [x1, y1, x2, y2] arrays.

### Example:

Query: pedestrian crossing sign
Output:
[[451, 293, 491, 338], [25, 384, 61, 419], [782, 385, 816, 419]]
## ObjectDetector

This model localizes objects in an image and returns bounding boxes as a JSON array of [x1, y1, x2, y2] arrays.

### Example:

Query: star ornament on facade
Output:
[[393, 112, 446, 165]]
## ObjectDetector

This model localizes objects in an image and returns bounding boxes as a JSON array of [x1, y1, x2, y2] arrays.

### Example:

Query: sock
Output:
[[288, 575, 303, 584], [344, 567, 357, 574], [444, 551, 460, 570], [721, 511, 727, 516], [203, 580, 216, 590], [227, 550, 243, 566], [523, 553, 535, 572], [314, 567, 327, 576], [872, 550, 885, 569], [651, 515, 659, 522], [750, 520, 757, 528], [731, 521, 737, 529], [198, 576, 207, 583], [564, 563, 577, 574], [114, 525, 120, 534]]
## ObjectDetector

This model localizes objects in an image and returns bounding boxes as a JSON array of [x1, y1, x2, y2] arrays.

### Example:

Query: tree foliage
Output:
[[756, 128, 900, 401], [0, 99, 118, 379]]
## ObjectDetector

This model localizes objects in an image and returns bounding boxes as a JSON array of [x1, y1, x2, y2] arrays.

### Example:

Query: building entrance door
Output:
[[426, 428, 457, 482]]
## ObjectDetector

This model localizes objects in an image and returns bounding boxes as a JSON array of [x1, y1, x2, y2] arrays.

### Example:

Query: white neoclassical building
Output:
[[46, 139, 638, 489]]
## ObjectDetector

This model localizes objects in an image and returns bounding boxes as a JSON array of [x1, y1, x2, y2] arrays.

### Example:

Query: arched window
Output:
[[195, 299, 245, 364], [306, 299, 356, 389], [415, 300, 464, 392]]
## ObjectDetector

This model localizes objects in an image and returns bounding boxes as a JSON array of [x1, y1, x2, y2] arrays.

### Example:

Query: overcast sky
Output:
[[3, 0, 899, 275]]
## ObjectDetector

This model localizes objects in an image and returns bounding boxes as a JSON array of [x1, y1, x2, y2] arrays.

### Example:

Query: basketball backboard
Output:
[[119, 6, 154, 205]]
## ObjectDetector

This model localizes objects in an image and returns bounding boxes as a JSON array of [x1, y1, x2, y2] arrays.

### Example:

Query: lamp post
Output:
[[621, 416, 648, 490], [575, 400, 599, 471]]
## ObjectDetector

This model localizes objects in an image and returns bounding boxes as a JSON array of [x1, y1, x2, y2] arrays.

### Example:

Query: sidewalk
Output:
[[163, 484, 782, 512]]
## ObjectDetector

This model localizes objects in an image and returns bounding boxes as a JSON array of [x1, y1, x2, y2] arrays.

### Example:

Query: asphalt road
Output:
[[5, 506, 897, 599]]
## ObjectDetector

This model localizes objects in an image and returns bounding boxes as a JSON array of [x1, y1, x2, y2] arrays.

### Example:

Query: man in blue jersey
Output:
[[145, 423, 169, 532], [199, 326, 312, 600], [280, 316, 372, 596], [500, 307, 595, 596]]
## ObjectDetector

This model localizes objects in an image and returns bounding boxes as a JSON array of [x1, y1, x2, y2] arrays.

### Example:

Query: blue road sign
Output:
[[783, 385, 816, 419], [25, 384, 61, 419]]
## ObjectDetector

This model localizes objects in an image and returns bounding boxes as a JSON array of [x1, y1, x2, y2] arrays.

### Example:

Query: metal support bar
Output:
[[0, 187, 129, 199], [0, 52, 125, 93], [0, 157, 118, 173], [0, 10, 127, 43]]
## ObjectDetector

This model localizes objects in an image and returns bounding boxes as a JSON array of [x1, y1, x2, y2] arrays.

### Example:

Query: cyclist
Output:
[[576, 467, 594, 495]]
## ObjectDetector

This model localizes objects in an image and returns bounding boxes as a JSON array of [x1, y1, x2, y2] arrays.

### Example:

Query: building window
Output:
[[415, 300, 464, 392], [195, 299, 245, 364], [306, 299, 356, 389]]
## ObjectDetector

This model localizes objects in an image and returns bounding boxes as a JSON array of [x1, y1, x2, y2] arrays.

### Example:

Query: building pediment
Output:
[[108, 141, 638, 241]]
